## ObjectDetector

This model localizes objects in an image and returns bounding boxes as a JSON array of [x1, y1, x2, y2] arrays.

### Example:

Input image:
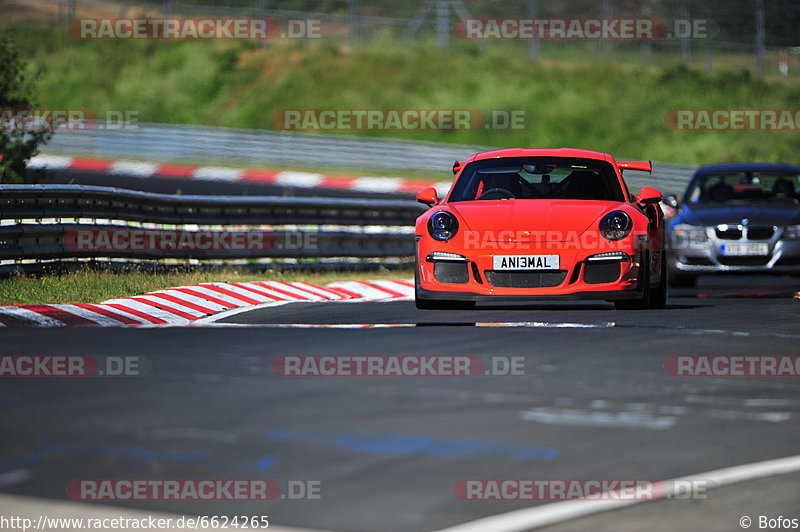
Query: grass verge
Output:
[[3, 20, 799, 165]]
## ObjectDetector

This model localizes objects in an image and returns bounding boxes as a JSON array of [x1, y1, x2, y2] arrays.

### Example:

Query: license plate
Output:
[[493, 255, 560, 270], [720, 243, 769, 256]]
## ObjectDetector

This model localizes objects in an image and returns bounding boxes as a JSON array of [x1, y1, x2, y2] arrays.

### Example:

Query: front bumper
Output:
[[416, 238, 647, 301], [416, 287, 644, 302], [670, 229, 800, 274]]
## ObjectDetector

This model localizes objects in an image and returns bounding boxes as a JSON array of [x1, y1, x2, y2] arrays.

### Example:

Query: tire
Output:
[[668, 270, 697, 288], [614, 251, 651, 310]]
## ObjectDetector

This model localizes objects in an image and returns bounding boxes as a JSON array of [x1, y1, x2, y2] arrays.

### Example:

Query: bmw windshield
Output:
[[685, 171, 800, 205]]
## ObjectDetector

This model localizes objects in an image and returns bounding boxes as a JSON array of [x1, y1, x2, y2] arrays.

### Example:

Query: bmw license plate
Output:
[[720, 243, 769, 256], [493, 255, 560, 270]]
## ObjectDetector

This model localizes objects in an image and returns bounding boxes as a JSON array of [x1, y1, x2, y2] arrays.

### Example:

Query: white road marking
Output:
[[108, 160, 158, 177], [192, 166, 244, 181], [274, 171, 324, 188], [0, 469, 30, 488], [352, 177, 403, 193], [519, 407, 677, 430], [436, 454, 800, 532], [194, 301, 291, 323], [702, 408, 791, 423], [26, 154, 73, 170], [477, 322, 615, 328]]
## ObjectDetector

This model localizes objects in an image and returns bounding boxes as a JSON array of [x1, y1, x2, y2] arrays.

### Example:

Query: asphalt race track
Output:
[[0, 275, 798, 531]]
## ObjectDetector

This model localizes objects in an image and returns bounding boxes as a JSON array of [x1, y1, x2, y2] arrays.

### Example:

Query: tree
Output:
[[0, 31, 52, 184]]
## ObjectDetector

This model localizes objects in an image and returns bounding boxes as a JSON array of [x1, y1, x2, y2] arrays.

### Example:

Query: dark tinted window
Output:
[[686, 171, 800, 204], [449, 157, 625, 202]]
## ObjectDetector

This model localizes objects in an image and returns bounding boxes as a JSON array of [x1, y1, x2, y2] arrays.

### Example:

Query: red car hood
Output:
[[450, 200, 623, 241]]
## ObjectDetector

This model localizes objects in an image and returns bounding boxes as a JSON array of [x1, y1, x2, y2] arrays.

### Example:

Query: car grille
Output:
[[715, 227, 742, 240], [717, 256, 770, 267], [434, 262, 469, 284], [485, 270, 567, 288], [714, 226, 775, 240], [746, 226, 775, 240], [583, 262, 621, 284]]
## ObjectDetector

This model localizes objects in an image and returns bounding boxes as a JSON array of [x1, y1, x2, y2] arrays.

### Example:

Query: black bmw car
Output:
[[665, 163, 800, 287]]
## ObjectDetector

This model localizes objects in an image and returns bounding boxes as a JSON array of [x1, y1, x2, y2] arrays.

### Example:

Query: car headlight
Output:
[[428, 211, 459, 241], [784, 225, 800, 239], [673, 224, 709, 242], [599, 211, 632, 241]]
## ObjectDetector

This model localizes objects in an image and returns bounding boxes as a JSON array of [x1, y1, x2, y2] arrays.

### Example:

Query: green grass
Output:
[[0, 268, 412, 305], [4, 22, 799, 166]]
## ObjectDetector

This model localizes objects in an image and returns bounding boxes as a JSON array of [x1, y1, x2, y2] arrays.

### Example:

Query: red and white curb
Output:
[[0, 279, 413, 327], [28, 155, 450, 195]]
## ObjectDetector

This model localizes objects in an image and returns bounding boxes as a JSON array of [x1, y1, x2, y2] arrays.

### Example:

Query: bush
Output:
[[0, 31, 51, 184]]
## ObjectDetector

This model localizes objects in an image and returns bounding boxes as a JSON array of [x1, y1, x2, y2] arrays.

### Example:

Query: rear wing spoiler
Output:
[[617, 161, 652, 173]]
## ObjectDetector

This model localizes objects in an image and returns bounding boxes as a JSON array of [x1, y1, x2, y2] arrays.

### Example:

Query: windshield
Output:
[[448, 157, 625, 202], [686, 171, 800, 204]]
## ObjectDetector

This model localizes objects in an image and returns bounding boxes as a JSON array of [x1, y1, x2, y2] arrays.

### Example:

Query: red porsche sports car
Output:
[[414, 148, 666, 310]]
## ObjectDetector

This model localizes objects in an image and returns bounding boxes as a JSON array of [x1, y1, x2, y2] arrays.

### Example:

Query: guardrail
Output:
[[0, 185, 422, 266], [42, 122, 489, 175], [40, 123, 696, 194]]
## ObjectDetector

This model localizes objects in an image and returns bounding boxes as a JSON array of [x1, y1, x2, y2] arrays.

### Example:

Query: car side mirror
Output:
[[452, 161, 463, 175], [662, 194, 679, 208], [638, 186, 663, 205], [416, 187, 439, 207]]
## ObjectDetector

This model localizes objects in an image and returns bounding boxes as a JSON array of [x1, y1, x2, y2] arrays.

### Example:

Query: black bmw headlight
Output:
[[599, 210, 632, 241], [428, 211, 459, 241]]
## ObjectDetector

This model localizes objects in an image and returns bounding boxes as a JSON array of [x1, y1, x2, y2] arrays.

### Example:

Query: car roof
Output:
[[694, 162, 800, 175], [468, 148, 614, 163]]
